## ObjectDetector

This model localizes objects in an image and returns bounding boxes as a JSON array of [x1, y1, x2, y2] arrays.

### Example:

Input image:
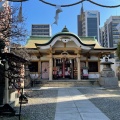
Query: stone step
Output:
[[33, 80, 100, 87]]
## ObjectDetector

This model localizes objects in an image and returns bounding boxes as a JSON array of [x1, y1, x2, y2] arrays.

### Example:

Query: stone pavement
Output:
[[54, 88, 110, 120], [1, 86, 120, 120], [78, 87, 120, 120]]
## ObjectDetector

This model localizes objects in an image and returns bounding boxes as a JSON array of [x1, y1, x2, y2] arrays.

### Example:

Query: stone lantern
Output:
[[99, 57, 118, 88]]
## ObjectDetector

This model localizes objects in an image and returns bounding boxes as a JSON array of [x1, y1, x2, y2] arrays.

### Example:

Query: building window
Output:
[[88, 61, 98, 72], [28, 62, 38, 72]]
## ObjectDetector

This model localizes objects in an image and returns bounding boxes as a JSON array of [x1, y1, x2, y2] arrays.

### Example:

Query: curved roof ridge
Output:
[[35, 32, 95, 47]]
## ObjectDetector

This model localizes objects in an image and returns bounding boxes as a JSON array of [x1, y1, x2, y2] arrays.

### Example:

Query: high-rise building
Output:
[[77, 5, 100, 42], [31, 24, 52, 36], [77, 4, 84, 37], [100, 16, 120, 70], [101, 16, 120, 48], [100, 27, 105, 47]]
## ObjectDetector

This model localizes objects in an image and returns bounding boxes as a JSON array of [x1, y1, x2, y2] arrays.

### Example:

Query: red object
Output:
[[62, 59, 65, 78]]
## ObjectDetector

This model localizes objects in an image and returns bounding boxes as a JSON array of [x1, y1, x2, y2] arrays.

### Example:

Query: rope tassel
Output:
[[18, 2, 22, 22], [53, 5, 62, 25]]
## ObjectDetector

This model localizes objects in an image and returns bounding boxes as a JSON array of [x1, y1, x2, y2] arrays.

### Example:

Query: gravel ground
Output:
[[1, 87, 120, 120], [0, 89, 58, 120], [78, 87, 120, 120]]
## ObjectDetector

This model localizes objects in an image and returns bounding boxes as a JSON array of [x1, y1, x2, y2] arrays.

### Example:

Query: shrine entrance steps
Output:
[[33, 79, 100, 87]]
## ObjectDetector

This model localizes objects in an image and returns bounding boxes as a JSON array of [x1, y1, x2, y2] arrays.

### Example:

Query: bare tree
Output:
[[0, 2, 28, 53], [0, 2, 31, 63]]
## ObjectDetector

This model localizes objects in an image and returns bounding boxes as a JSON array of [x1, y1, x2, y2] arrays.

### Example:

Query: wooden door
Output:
[[41, 62, 49, 79]]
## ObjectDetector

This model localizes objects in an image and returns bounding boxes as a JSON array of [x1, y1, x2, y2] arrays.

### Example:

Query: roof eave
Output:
[[35, 32, 96, 47]]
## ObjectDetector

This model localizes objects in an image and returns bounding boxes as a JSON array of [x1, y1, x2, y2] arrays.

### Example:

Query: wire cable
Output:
[[40, 0, 85, 7], [87, 0, 120, 8], [40, 0, 120, 8]]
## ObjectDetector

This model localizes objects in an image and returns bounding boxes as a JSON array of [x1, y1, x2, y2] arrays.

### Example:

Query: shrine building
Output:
[[25, 26, 116, 81]]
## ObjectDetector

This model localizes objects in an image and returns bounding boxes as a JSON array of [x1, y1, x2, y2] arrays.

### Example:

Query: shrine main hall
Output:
[[25, 27, 116, 81]]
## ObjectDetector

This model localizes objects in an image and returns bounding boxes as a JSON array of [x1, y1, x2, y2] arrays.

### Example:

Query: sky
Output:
[[12, 0, 120, 36]]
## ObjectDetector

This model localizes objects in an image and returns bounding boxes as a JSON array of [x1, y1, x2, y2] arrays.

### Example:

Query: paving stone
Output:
[[78, 87, 120, 120]]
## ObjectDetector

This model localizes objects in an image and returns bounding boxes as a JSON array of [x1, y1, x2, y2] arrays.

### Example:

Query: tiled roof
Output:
[[25, 33, 102, 49], [80, 37, 103, 49], [25, 36, 50, 48]]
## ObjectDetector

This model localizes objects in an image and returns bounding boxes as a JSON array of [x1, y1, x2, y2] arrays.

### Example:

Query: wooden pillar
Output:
[[86, 57, 88, 68], [49, 57, 53, 80], [54, 58, 56, 67], [98, 57, 100, 73], [62, 58, 65, 78], [70, 59, 73, 79], [38, 59, 41, 75], [77, 57, 81, 80], [25, 64, 29, 77]]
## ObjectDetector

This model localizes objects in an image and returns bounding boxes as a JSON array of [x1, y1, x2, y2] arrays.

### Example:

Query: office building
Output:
[[31, 24, 52, 36], [100, 16, 120, 72], [101, 16, 120, 48], [100, 27, 105, 47], [77, 5, 100, 42]]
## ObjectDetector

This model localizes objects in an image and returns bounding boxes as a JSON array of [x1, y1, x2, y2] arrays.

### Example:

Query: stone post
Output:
[[20, 64, 24, 88], [24, 64, 30, 88]]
